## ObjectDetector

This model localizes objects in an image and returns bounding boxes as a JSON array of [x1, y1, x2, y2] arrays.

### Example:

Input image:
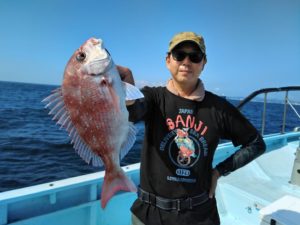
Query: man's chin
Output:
[[178, 73, 192, 81]]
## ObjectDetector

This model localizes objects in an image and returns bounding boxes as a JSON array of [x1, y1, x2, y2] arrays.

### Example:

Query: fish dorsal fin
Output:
[[119, 122, 137, 160], [122, 82, 144, 101], [42, 88, 104, 167]]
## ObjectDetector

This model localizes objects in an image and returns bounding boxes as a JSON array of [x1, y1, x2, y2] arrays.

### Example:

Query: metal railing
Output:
[[236, 86, 300, 135]]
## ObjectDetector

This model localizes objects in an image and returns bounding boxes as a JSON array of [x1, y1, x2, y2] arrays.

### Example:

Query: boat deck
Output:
[[217, 137, 300, 225], [1, 132, 300, 225]]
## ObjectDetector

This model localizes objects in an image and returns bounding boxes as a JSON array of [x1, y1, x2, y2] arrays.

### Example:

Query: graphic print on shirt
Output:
[[174, 128, 196, 166], [160, 108, 209, 177]]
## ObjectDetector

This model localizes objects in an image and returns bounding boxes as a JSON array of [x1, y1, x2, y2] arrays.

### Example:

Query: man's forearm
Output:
[[216, 134, 266, 176], [127, 99, 147, 123]]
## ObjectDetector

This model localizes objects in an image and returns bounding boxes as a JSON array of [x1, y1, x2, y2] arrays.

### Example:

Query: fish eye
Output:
[[76, 52, 86, 62]]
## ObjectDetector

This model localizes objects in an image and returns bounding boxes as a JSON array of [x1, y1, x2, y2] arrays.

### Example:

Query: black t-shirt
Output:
[[129, 86, 259, 225]]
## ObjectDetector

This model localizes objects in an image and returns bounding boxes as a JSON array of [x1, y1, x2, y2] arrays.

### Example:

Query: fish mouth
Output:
[[85, 57, 113, 76]]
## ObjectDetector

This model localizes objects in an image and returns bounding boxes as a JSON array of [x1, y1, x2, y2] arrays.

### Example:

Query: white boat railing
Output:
[[287, 98, 300, 120], [237, 86, 300, 135]]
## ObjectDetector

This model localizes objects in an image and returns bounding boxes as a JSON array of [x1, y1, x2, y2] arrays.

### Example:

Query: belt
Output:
[[138, 187, 209, 211]]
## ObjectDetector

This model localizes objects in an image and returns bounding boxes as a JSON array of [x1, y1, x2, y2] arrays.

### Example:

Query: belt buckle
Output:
[[176, 197, 193, 211]]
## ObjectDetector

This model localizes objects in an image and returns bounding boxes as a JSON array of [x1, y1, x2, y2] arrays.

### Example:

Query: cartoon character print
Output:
[[174, 128, 197, 166]]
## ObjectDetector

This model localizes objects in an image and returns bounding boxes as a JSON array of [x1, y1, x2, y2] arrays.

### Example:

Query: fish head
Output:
[[64, 37, 112, 82]]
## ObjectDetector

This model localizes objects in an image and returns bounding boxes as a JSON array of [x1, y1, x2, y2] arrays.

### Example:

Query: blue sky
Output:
[[0, 0, 299, 97]]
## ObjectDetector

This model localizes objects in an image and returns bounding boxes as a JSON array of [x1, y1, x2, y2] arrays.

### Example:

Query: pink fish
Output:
[[43, 37, 143, 208]]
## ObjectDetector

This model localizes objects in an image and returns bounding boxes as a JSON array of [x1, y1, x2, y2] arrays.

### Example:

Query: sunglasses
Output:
[[171, 50, 204, 63]]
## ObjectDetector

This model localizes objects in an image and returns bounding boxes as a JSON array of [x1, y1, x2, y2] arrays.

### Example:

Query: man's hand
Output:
[[116, 65, 136, 105], [209, 169, 220, 198], [116, 65, 135, 85]]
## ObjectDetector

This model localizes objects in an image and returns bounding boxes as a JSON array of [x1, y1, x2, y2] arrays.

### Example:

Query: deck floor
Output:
[[217, 140, 300, 225]]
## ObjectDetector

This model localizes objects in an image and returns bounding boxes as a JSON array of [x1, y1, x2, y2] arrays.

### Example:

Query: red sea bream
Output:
[[43, 38, 143, 208]]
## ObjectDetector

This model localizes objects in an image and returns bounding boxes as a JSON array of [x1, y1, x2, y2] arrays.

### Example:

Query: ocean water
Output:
[[0, 81, 299, 193]]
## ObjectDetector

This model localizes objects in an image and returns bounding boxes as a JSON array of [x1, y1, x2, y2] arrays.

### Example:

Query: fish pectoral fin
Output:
[[122, 82, 144, 101], [43, 87, 104, 168], [42, 88, 71, 130], [119, 122, 137, 160]]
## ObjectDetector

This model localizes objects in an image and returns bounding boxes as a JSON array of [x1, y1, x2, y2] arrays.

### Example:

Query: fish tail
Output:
[[100, 169, 137, 208]]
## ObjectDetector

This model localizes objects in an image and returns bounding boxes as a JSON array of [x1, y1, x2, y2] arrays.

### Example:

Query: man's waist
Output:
[[137, 187, 209, 211]]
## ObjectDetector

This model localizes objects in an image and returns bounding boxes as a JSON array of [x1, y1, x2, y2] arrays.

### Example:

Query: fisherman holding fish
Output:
[[44, 31, 266, 225], [118, 32, 266, 225]]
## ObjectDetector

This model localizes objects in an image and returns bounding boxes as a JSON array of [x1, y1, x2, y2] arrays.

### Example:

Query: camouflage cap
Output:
[[168, 32, 206, 54]]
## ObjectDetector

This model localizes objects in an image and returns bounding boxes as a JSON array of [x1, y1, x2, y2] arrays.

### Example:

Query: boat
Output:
[[1, 86, 300, 225]]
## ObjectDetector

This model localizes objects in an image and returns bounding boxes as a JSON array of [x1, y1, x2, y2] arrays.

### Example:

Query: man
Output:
[[118, 31, 266, 225]]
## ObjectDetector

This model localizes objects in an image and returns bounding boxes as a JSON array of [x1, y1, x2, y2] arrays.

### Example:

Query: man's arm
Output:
[[209, 134, 265, 197], [215, 134, 266, 176], [117, 65, 147, 122]]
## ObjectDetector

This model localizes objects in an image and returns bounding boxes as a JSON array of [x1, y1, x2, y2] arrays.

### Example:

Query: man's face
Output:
[[166, 42, 206, 86]]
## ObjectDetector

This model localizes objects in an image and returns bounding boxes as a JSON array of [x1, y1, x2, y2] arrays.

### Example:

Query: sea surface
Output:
[[0, 81, 299, 193]]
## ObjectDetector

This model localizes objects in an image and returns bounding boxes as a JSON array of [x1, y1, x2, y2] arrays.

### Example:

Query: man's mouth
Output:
[[179, 70, 191, 73]]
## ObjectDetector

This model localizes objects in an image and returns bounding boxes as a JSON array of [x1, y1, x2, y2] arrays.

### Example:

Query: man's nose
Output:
[[182, 56, 192, 65]]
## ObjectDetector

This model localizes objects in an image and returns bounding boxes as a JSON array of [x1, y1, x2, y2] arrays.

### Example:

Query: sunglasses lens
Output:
[[171, 51, 203, 63], [189, 53, 203, 63], [172, 51, 186, 61]]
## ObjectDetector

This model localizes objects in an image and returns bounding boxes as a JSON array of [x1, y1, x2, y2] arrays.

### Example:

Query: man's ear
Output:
[[201, 57, 207, 71], [166, 54, 171, 70]]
